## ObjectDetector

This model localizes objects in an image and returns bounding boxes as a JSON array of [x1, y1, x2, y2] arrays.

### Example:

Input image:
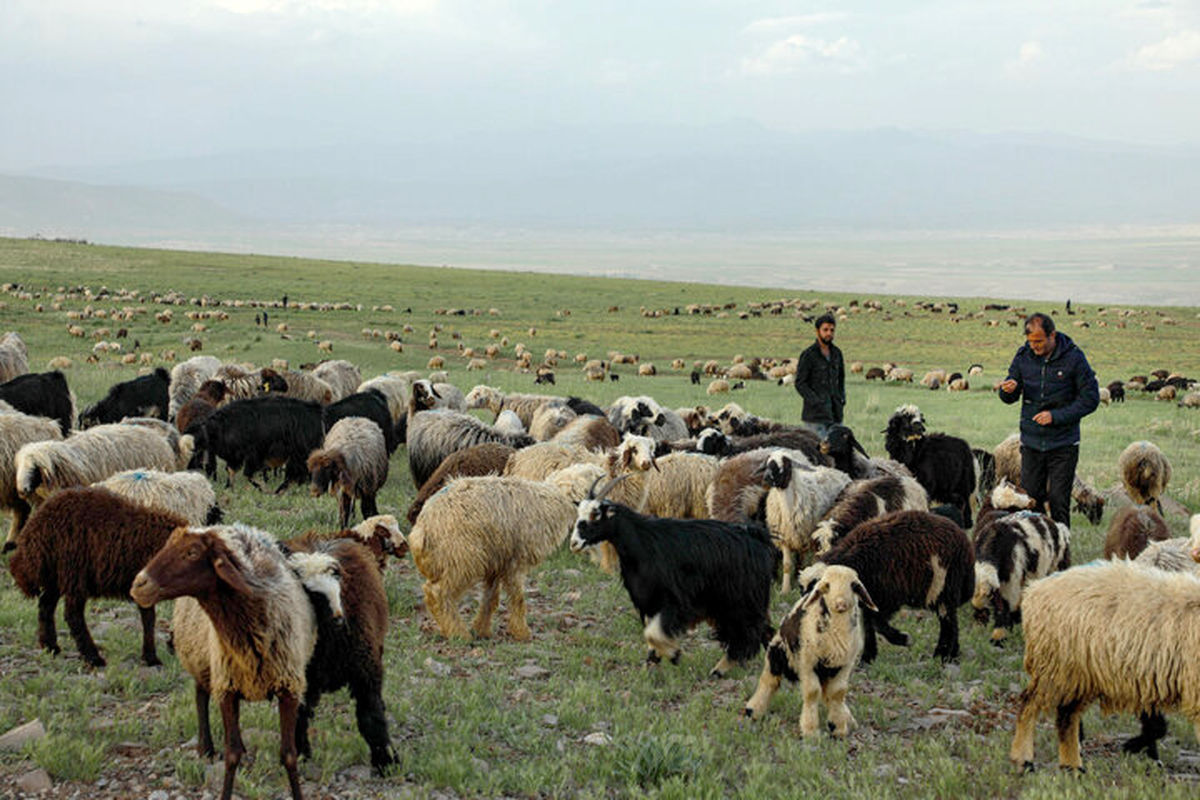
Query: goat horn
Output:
[[585, 474, 604, 500], [852, 438, 869, 458], [594, 473, 631, 502]]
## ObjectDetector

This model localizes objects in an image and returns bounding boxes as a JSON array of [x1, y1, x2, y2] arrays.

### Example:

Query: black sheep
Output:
[[819, 424, 871, 476], [696, 427, 829, 468], [79, 367, 171, 428], [568, 476, 776, 677], [188, 395, 324, 492], [565, 396, 606, 417], [322, 388, 397, 454], [883, 405, 977, 527], [1106, 381, 1125, 402], [0, 371, 74, 435], [809, 510, 974, 663]]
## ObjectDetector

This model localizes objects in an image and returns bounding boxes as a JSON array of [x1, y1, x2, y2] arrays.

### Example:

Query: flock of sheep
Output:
[[0, 282, 1198, 798]]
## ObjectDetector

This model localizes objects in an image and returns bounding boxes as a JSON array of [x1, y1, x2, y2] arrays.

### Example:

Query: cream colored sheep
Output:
[[1119, 441, 1171, 514], [95, 469, 219, 526], [312, 359, 362, 402], [0, 410, 64, 548]]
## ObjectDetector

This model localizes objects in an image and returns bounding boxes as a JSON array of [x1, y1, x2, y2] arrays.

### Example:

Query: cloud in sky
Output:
[[741, 34, 866, 76], [1005, 40, 1044, 75], [741, 13, 849, 35], [1124, 29, 1200, 70]]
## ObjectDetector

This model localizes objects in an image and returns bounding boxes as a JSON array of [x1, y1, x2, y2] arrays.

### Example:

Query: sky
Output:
[[3, 1, 1200, 171]]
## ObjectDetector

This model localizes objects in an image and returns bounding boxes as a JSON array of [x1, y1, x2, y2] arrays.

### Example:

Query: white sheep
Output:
[[312, 359, 362, 403], [0, 331, 29, 383], [95, 469, 220, 526], [168, 355, 221, 421], [763, 452, 854, 593], [0, 409, 64, 549]]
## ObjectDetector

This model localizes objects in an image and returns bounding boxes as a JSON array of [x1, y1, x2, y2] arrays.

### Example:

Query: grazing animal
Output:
[[1103, 504, 1170, 560], [569, 475, 776, 677], [406, 409, 534, 489], [811, 475, 929, 554], [322, 388, 398, 454], [174, 379, 228, 433], [96, 469, 222, 526], [0, 370, 76, 435], [311, 359, 362, 403], [8, 487, 187, 667], [884, 405, 976, 527], [1118, 441, 1171, 516], [79, 367, 170, 427], [308, 417, 389, 529], [0, 331, 29, 383], [0, 409, 64, 548], [763, 452, 853, 592], [407, 442, 514, 524], [168, 355, 222, 421]]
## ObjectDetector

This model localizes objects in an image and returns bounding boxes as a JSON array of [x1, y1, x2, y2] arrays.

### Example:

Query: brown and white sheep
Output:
[[1118, 440, 1172, 515], [407, 442, 515, 523], [1103, 504, 1170, 560]]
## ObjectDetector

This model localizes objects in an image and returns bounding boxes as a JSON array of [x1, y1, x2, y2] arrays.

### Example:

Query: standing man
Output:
[[998, 312, 1099, 527], [794, 313, 845, 436]]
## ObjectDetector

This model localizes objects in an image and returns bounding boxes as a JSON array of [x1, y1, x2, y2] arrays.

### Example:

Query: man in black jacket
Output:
[[794, 314, 845, 435], [998, 312, 1099, 527]]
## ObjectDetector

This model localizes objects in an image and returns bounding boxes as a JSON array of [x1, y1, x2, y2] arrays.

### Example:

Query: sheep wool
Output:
[[168, 355, 221, 420], [764, 458, 853, 593], [96, 469, 220, 526], [0, 409, 64, 547], [1103, 504, 1170, 560], [308, 416, 389, 529], [1118, 440, 1172, 513], [311, 360, 362, 403], [0, 331, 29, 383]]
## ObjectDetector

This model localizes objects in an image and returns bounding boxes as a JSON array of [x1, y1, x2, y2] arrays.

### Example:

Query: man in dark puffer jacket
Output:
[[998, 312, 1099, 527]]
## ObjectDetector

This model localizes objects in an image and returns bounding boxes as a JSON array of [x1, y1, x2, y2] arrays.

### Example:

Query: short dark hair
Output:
[[814, 313, 837, 330], [1023, 312, 1055, 336]]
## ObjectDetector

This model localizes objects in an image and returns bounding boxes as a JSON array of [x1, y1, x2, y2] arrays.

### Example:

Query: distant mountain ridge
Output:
[[9, 125, 1200, 231]]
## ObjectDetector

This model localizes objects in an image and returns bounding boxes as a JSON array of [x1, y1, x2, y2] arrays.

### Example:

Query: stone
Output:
[[541, 714, 559, 728], [15, 768, 52, 793], [149, 790, 170, 800], [582, 732, 612, 746], [515, 665, 550, 680], [424, 657, 451, 678], [0, 719, 46, 750]]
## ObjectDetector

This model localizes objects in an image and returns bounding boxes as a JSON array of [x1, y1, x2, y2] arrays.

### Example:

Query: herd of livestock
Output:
[[0, 320, 1198, 798]]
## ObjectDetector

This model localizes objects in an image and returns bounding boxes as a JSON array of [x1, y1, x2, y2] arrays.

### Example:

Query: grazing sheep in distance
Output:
[[707, 379, 730, 395], [864, 367, 886, 380], [805, 510, 974, 663], [8, 486, 188, 666], [742, 565, 877, 736], [131, 524, 315, 799], [1010, 561, 1200, 771], [1119, 441, 1171, 515], [0, 409, 64, 549], [569, 475, 776, 677], [409, 476, 577, 641], [308, 417, 389, 529], [1103, 504, 1169, 560]]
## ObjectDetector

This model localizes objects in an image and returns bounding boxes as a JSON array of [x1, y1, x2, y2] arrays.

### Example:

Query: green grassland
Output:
[[0, 236, 1198, 799]]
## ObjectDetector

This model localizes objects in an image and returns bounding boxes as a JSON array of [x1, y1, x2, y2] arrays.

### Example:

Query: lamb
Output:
[[78, 367, 170, 427], [168, 355, 221, 421], [15, 421, 183, 509], [811, 475, 929, 554], [804, 510, 975, 663], [570, 475, 776, 676], [884, 405, 977, 527], [970, 509, 1070, 644], [407, 442, 514, 523], [308, 417, 389, 529], [0, 331, 28, 383], [762, 452, 853, 593], [311, 359, 362, 402], [742, 565, 878, 737], [1103, 504, 1169, 560], [409, 476, 577, 640], [406, 408, 535, 489], [279, 534, 397, 774], [1119, 440, 1171, 516], [96, 469, 222, 526], [0, 370, 76, 436], [1009, 560, 1200, 772], [187, 396, 325, 492], [7, 486, 188, 666], [130, 524, 316, 800], [0, 409, 63, 549]]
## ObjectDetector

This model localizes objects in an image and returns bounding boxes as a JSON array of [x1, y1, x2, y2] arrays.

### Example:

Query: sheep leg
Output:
[[338, 492, 355, 530], [501, 571, 531, 642], [873, 617, 911, 647], [799, 667, 823, 738], [361, 492, 379, 521], [742, 656, 782, 719], [472, 576, 501, 639], [934, 604, 961, 662], [422, 581, 469, 640], [1010, 684, 1041, 769], [1122, 712, 1167, 762], [277, 690, 304, 800], [642, 612, 681, 665], [195, 685, 215, 758], [860, 614, 879, 664], [709, 654, 735, 679], [824, 669, 856, 738], [218, 692, 246, 800], [36, 588, 61, 655], [295, 696, 318, 761], [350, 682, 397, 775], [63, 594, 105, 668], [991, 599, 1012, 647], [2, 498, 30, 551], [780, 547, 795, 594], [1055, 699, 1086, 771], [137, 604, 161, 666]]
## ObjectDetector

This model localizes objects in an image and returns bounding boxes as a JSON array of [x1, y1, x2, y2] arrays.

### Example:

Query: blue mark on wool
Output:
[[131, 471, 148, 480]]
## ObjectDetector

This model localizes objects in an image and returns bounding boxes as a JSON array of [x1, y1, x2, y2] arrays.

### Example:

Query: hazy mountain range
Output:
[[6, 125, 1200, 234]]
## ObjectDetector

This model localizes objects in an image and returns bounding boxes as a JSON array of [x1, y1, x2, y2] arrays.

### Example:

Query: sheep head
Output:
[[287, 551, 344, 620], [799, 565, 877, 615], [617, 435, 657, 472], [131, 527, 253, 607], [354, 514, 408, 559], [696, 428, 729, 456]]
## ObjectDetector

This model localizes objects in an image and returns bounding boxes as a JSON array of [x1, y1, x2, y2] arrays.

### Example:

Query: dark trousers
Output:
[[1020, 444, 1079, 528]]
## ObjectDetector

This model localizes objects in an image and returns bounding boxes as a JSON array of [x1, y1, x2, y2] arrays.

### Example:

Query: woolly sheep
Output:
[[742, 565, 878, 737], [357, 374, 410, 425], [706, 447, 805, 525], [131, 524, 316, 799], [1103, 504, 1170, 560], [407, 443, 515, 523], [0, 409, 64, 549], [311, 359, 362, 402], [308, 417, 389, 529], [763, 452, 853, 593], [551, 414, 622, 452], [464, 385, 563, 429], [406, 408, 534, 489], [0, 331, 29, 383], [528, 402, 577, 441], [96, 469, 221, 526], [1119, 441, 1171, 515], [409, 476, 577, 640], [811, 475, 929, 554], [262, 367, 335, 405], [168, 355, 221, 421], [1010, 561, 1200, 771], [493, 409, 526, 436]]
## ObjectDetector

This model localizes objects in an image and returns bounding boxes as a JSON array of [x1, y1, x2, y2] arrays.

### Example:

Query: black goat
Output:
[[0, 371, 74, 435], [810, 510, 974, 663], [187, 395, 324, 492], [569, 476, 776, 677], [79, 368, 170, 428], [696, 427, 828, 467], [322, 388, 397, 454], [883, 405, 976, 527]]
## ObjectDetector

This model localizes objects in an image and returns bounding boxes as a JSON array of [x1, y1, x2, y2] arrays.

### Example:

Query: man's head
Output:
[[1023, 312, 1057, 357], [814, 313, 837, 345]]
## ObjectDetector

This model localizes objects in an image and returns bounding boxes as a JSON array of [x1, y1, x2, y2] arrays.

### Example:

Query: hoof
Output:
[[669, 651, 681, 666], [645, 651, 661, 666], [1021, 761, 1036, 774], [741, 707, 755, 719], [142, 655, 163, 667], [897, 633, 911, 647], [84, 655, 107, 668], [708, 669, 724, 680], [1, 541, 14, 553]]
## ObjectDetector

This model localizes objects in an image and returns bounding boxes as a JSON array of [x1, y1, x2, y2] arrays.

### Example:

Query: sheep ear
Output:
[[851, 580, 878, 612], [852, 436, 869, 458], [799, 586, 823, 610], [212, 548, 253, 596]]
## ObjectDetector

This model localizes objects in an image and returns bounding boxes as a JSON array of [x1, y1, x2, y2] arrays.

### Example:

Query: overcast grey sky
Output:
[[3, 0, 1199, 170]]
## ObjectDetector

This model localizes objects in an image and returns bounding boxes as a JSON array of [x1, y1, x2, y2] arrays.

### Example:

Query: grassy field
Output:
[[0, 236, 1198, 799]]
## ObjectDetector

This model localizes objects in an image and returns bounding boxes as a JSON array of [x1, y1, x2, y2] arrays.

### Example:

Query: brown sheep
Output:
[[1103, 504, 1170, 560], [407, 442, 514, 523]]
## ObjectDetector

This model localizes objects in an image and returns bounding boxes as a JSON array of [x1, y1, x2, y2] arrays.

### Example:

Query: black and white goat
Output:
[[569, 475, 776, 677], [883, 405, 976, 527]]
